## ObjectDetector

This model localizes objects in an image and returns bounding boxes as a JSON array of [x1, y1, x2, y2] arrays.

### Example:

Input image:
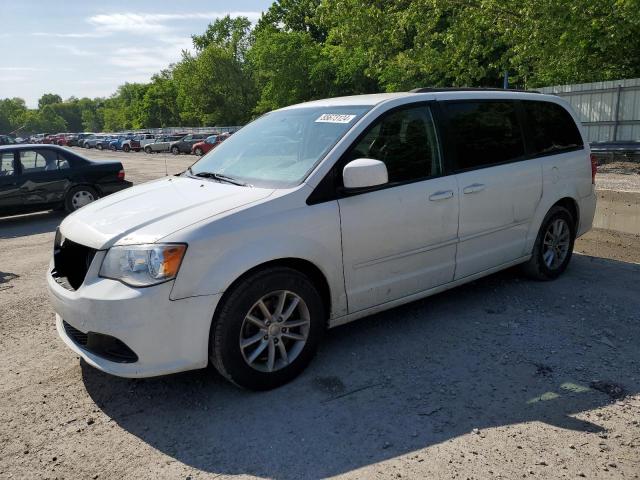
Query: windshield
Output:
[[190, 106, 370, 188]]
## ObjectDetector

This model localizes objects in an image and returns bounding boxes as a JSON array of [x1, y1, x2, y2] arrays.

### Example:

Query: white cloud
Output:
[[0, 67, 40, 71], [87, 11, 262, 34], [54, 45, 93, 56], [32, 31, 108, 38]]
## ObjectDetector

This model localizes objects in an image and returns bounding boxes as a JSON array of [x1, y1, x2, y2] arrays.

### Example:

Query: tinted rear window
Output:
[[523, 101, 583, 156], [445, 101, 525, 170]]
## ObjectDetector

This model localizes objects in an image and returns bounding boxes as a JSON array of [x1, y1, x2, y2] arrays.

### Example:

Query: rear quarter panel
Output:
[[523, 97, 594, 253]]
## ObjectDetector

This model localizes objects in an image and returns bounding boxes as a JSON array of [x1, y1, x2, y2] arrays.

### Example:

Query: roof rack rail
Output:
[[409, 87, 540, 94]]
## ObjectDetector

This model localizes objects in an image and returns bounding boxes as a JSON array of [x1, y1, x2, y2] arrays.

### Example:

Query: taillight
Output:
[[590, 153, 597, 185], [117, 169, 125, 181]]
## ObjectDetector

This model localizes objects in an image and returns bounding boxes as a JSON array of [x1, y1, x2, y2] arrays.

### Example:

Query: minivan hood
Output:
[[60, 176, 274, 249]]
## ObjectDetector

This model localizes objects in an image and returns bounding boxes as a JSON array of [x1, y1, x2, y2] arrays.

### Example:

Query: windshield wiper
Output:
[[191, 170, 251, 187]]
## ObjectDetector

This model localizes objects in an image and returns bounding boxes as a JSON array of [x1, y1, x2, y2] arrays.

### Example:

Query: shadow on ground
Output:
[[0, 211, 64, 239], [82, 254, 639, 478]]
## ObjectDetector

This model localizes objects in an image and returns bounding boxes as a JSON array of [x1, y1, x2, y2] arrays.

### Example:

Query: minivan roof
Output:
[[282, 88, 549, 110]]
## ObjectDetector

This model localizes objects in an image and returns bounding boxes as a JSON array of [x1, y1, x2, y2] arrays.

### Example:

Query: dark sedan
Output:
[[0, 145, 132, 216], [169, 133, 209, 154]]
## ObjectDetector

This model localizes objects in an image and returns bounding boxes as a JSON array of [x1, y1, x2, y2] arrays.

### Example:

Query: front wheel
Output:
[[97, 144, 103, 150], [210, 267, 325, 390], [522, 206, 576, 280], [123, 144, 130, 152], [144, 146, 152, 154], [194, 148, 203, 156], [171, 146, 180, 155]]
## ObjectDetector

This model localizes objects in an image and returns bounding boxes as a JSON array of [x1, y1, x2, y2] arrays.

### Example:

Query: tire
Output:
[[194, 148, 203, 156], [210, 267, 325, 390], [65, 186, 99, 212], [97, 144, 103, 150], [123, 144, 130, 152], [144, 146, 152, 154], [171, 146, 180, 155], [522, 206, 576, 280]]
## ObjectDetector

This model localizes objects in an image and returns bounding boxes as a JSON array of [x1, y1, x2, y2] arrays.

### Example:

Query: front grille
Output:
[[51, 231, 97, 291], [63, 320, 138, 363]]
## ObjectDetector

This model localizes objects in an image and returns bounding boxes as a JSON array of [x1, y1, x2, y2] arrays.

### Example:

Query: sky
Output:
[[0, 0, 271, 108]]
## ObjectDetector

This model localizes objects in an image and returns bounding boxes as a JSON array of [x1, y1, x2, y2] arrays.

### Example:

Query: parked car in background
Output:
[[83, 135, 100, 149], [84, 135, 108, 149], [46, 89, 596, 390], [75, 133, 95, 148], [56, 134, 70, 146], [0, 144, 131, 216], [109, 134, 135, 151], [144, 134, 185, 153], [42, 134, 57, 144], [96, 135, 118, 150], [191, 133, 230, 155], [0, 135, 16, 145], [169, 133, 208, 154], [122, 133, 156, 152]]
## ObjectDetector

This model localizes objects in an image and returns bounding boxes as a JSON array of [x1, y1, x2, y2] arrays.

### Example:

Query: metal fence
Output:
[[539, 78, 640, 143]]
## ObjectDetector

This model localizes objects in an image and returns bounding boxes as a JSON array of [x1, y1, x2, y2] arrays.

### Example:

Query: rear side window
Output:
[[1, 152, 15, 176], [444, 101, 525, 170], [523, 101, 583, 156]]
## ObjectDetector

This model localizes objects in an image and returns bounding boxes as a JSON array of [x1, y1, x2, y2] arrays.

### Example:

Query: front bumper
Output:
[[48, 259, 221, 378]]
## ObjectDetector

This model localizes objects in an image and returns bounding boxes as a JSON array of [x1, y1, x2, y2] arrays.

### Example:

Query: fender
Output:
[[167, 189, 348, 318]]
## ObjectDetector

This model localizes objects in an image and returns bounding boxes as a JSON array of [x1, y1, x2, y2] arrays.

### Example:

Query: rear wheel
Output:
[[97, 144, 103, 150], [144, 146, 152, 154], [171, 146, 180, 155], [195, 148, 203, 156], [65, 186, 99, 212], [210, 267, 325, 390], [123, 144, 130, 152], [522, 206, 575, 280]]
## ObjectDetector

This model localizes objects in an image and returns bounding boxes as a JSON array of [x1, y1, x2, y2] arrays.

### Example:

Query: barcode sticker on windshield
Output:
[[315, 113, 357, 124]]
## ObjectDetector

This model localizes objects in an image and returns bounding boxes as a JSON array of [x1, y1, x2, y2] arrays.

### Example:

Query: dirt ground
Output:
[[1, 149, 639, 479]]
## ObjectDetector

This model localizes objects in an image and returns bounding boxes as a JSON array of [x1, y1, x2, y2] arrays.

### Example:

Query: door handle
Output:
[[428, 190, 454, 201], [463, 183, 486, 194]]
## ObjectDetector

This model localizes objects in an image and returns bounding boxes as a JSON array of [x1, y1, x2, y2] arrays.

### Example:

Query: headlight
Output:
[[99, 244, 187, 287]]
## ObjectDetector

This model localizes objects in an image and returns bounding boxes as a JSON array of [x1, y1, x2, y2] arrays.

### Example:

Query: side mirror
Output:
[[342, 158, 388, 190]]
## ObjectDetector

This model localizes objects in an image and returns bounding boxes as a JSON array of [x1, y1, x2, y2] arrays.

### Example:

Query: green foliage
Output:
[[2, 0, 639, 135], [37, 93, 63, 110], [249, 28, 333, 113], [0, 98, 27, 134]]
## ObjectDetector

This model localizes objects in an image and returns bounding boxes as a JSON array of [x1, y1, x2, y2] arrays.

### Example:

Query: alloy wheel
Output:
[[542, 218, 571, 269], [239, 290, 310, 373]]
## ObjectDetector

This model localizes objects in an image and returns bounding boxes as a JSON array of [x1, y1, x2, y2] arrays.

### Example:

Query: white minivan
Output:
[[48, 89, 597, 390]]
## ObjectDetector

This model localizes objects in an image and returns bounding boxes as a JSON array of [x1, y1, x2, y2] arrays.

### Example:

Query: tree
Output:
[[256, 0, 327, 42], [0, 97, 27, 134], [140, 70, 181, 128], [192, 15, 253, 60], [249, 28, 334, 113], [173, 44, 256, 125], [37, 93, 63, 110]]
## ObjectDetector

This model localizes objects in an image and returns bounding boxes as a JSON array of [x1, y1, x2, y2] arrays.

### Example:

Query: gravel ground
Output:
[[596, 161, 640, 194], [1, 148, 639, 479]]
